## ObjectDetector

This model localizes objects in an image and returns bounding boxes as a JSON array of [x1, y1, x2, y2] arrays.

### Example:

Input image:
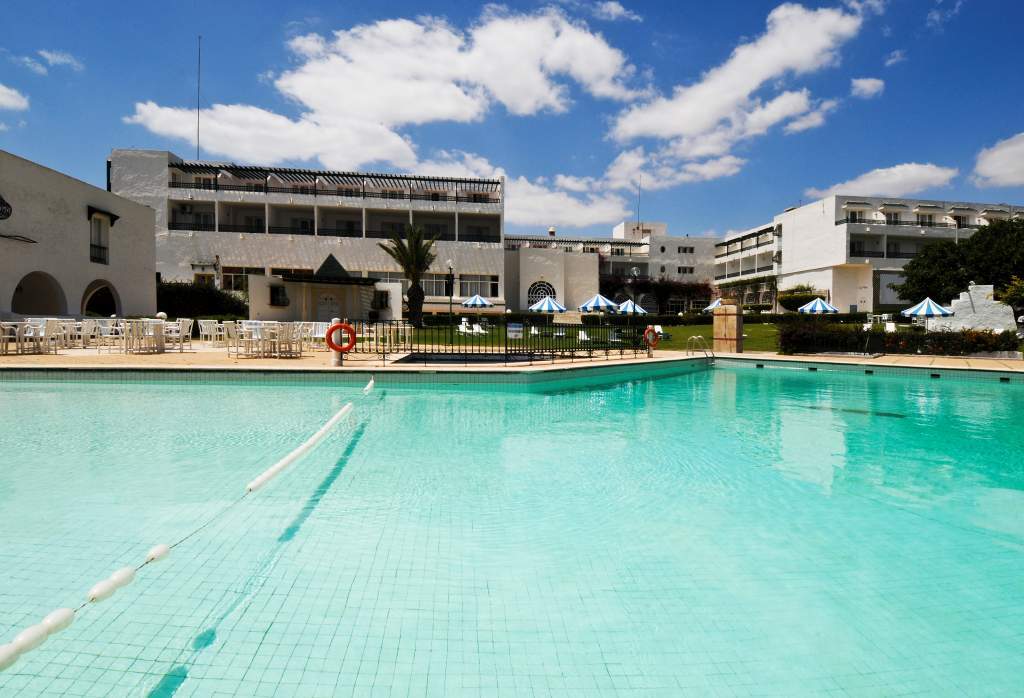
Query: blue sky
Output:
[[2, 0, 1022, 237]]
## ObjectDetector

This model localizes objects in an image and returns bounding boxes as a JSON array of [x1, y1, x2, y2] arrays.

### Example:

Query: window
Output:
[[382, 190, 405, 200], [270, 268, 313, 277], [660, 265, 666, 273], [381, 221, 406, 236], [290, 218, 314, 233], [470, 193, 491, 203], [90, 216, 109, 264], [291, 184, 314, 195], [660, 246, 666, 253], [371, 290, 390, 310], [916, 214, 934, 226], [527, 281, 556, 305], [424, 223, 448, 238], [421, 273, 449, 296], [677, 246, 694, 254], [243, 215, 264, 232], [374, 271, 410, 293], [195, 176, 215, 189], [610, 247, 626, 256], [953, 214, 970, 228], [269, 286, 290, 307], [221, 266, 264, 293], [193, 273, 214, 287], [464, 225, 495, 241], [337, 187, 359, 197], [583, 246, 599, 253], [677, 266, 694, 274], [848, 210, 865, 223], [459, 274, 499, 298], [885, 211, 901, 224]]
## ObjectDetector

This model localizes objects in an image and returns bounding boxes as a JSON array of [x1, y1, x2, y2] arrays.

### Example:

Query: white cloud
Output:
[[593, 2, 642, 22], [419, 150, 630, 227], [783, 98, 839, 133], [973, 132, 1024, 187], [608, 3, 864, 186], [805, 162, 958, 198], [128, 8, 641, 170], [612, 4, 862, 142], [850, 77, 884, 98], [0, 122, 8, 132], [37, 49, 84, 72], [13, 55, 47, 75], [0, 83, 29, 110], [926, 0, 964, 31], [884, 48, 906, 66], [126, 101, 417, 169]]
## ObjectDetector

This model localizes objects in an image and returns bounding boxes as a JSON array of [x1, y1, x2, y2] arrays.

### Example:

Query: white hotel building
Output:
[[714, 195, 1023, 313], [504, 221, 718, 312], [108, 149, 505, 318]]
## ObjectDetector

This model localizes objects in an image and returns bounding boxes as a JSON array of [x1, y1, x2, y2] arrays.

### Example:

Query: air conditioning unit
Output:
[[179, 204, 193, 214]]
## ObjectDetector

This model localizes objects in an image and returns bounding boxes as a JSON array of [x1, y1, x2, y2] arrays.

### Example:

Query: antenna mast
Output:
[[196, 35, 202, 159], [636, 174, 642, 236]]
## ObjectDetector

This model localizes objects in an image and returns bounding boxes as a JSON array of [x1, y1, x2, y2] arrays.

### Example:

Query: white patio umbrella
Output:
[[578, 294, 619, 313], [528, 296, 566, 313], [797, 297, 839, 314], [615, 299, 647, 315], [461, 294, 493, 308], [901, 297, 953, 317], [702, 298, 722, 313]]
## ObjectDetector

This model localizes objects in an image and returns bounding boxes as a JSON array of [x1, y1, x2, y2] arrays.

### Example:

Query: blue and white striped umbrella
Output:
[[578, 293, 619, 313], [901, 297, 953, 317], [703, 298, 722, 313], [797, 297, 840, 314], [528, 296, 567, 313], [615, 299, 647, 315], [461, 294, 493, 308]]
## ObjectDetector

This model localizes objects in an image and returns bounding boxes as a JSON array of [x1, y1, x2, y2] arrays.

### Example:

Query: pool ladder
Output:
[[685, 335, 715, 361]]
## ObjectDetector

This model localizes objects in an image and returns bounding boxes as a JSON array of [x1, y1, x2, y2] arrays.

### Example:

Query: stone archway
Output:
[[11, 271, 68, 316], [81, 280, 121, 317]]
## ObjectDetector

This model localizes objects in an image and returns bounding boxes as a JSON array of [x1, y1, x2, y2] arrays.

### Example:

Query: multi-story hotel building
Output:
[[504, 222, 718, 312], [108, 149, 506, 318], [714, 195, 1023, 313]]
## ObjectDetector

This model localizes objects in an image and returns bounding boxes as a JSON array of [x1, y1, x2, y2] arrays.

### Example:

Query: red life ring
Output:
[[643, 326, 660, 349], [325, 323, 357, 353]]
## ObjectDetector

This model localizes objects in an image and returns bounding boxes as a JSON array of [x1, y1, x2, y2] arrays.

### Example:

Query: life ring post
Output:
[[330, 317, 342, 366], [326, 319, 358, 365], [643, 325, 659, 356]]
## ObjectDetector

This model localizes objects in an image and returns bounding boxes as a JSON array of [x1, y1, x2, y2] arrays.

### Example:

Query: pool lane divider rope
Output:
[[0, 377, 374, 674]]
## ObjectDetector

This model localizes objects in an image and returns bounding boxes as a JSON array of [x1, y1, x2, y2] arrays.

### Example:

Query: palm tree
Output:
[[378, 224, 439, 328]]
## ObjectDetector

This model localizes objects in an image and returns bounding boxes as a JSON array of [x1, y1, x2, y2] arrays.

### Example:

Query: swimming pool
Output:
[[1, 364, 1022, 696]]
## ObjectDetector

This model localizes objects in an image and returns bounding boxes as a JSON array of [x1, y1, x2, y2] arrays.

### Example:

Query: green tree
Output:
[[378, 224, 439, 328], [892, 219, 1024, 302], [889, 240, 968, 303], [1001, 276, 1024, 311]]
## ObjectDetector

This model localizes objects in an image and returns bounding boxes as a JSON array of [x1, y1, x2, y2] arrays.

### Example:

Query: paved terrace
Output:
[[0, 346, 1022, 373]]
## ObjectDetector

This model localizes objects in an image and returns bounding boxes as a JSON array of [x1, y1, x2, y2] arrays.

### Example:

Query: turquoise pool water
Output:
[[0, 366, 1022, 696]]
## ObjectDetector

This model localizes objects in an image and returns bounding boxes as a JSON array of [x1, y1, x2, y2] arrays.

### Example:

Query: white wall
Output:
[[504, 248, 598, 310], [1, 150, 156, 318]]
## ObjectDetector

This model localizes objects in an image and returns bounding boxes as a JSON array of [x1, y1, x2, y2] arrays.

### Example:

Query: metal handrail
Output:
[[685, 335, 714, 360]]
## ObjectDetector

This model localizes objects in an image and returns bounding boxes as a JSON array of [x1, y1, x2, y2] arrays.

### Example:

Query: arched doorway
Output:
[[81, 280, 121, 316], [526, 281, 556, 306], [11, 271, 67, 316]]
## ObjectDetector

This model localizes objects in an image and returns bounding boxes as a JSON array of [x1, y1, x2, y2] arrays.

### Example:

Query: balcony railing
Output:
[[458, 232, 501, 243], [218, 223, 265, 233], [850, 249, 885, 258], [756, 265, 774, 272], [90, 244, 108, 264], [168, 180, 501, 204], [887, 250, 920, 258], [848, 247, 920, 259], [268, 226, 315, 236], [836, 217, 964, 228], [317, 227, 363, 238], [168, 221, 216, 232]]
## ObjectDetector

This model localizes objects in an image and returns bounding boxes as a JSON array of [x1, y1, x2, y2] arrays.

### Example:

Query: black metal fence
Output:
[[345, 320, 647, 362]]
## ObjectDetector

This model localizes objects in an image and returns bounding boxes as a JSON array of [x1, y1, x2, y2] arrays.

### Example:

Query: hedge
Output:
[[157, 282, 248, 319], [779, 320, 1020, 355]]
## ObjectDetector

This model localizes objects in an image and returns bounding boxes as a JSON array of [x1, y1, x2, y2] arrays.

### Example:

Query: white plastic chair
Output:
[[884, 322, 897, 333]]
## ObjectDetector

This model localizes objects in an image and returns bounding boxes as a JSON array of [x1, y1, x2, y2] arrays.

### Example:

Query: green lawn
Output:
[[654, 323, 780, 353]]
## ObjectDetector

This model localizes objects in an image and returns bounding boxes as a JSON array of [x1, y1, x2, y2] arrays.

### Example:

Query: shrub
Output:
[[157, 282, 248, 319], [779, 319, 1019, 355], [777, 292, 820, 311]]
